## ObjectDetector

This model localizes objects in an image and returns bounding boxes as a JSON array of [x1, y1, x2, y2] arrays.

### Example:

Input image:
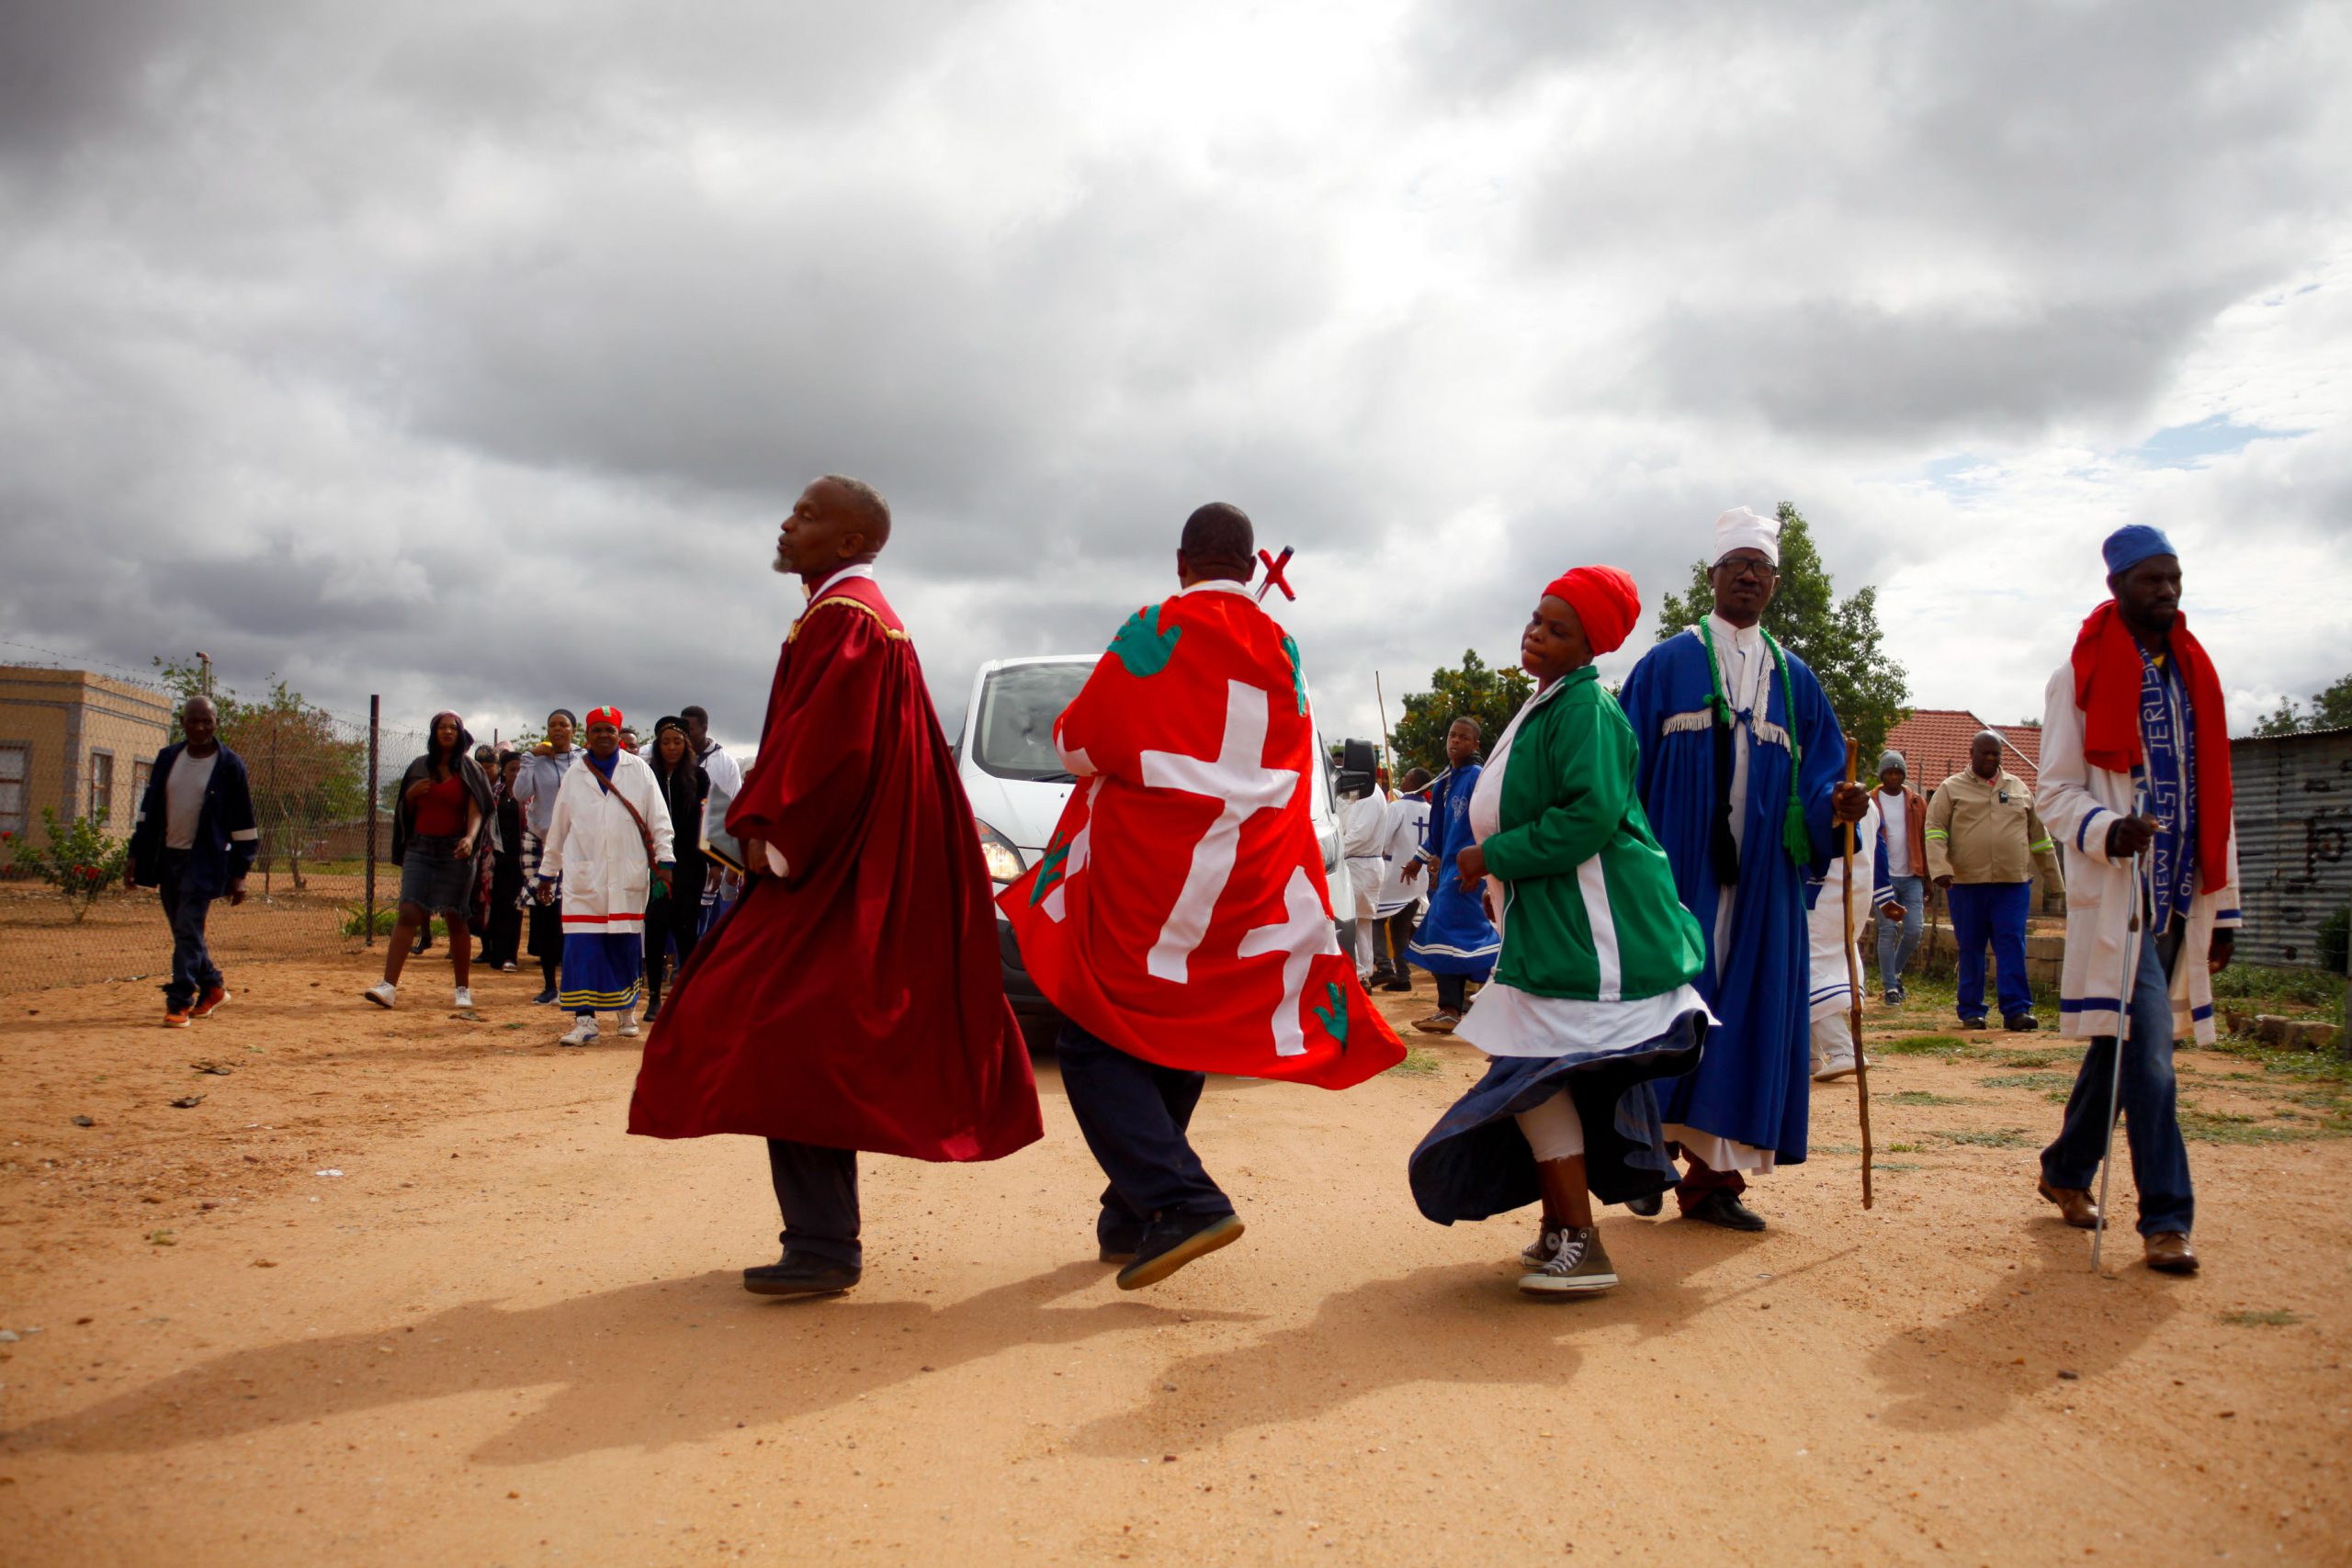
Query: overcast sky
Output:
[[3, 0, 2346, 758]]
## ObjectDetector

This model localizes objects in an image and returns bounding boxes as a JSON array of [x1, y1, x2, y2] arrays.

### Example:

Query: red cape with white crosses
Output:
[[999, 581, 1403, 1089]]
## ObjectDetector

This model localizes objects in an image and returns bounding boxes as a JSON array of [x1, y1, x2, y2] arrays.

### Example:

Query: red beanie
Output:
[[1542, 566, 1641, 655], [584, 705, 625, 730]]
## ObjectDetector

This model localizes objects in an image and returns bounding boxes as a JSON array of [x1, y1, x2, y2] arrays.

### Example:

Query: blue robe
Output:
[[1407, 763, 1500, 977], [1617, 627, 1847, 1161]]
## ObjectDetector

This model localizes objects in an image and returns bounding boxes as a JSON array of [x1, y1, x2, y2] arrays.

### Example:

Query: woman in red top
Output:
[[364, 712, 494, 1011]]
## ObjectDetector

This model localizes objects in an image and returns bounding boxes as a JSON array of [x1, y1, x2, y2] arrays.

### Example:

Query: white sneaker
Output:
[[499, 962, 517, 973], [616, 1010, 639, 1038], [363, 982, 397, 1010], [453, 987, 474, 1010], [559, 1018, 598, 1047]]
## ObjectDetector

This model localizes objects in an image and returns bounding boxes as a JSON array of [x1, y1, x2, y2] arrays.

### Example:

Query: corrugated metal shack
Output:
[[2231, 727, 2352, 969]]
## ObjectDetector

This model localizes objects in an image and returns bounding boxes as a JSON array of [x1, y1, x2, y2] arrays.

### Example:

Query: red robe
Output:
[[999, 582, 1404, 1089], [628, 574, 1043, 1162]]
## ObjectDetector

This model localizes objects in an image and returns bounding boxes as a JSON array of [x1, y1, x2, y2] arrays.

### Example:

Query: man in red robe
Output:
[[630, 475, 1043, 1297], [1001, 503, 1404, 1291]]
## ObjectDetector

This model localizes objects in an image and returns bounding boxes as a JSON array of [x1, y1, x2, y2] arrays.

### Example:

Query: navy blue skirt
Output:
[[1408, 1008, 1709, 1224]]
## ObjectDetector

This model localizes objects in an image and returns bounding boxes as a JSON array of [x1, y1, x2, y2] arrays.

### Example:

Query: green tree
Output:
[[1654, 501, 1911, 763], [153, 657, 368, 889], [2253, 673, 2352, 737], [1391, 650, 1535, 774]]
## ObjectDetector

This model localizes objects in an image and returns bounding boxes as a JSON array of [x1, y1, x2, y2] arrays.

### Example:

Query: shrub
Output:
[[338, 904, 447, 940], [10, 808, 130, 922], [2318, 906, 2349, 978]]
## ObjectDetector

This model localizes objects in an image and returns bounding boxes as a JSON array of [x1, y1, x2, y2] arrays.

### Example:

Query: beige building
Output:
[[0, 666, 176, 841]]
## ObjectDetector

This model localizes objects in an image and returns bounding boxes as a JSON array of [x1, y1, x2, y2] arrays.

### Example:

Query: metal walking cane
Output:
[[2089, 803, 2150, 1274]]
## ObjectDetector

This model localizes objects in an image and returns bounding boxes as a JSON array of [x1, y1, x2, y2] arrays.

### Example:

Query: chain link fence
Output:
[[0, 661, 434, 994]]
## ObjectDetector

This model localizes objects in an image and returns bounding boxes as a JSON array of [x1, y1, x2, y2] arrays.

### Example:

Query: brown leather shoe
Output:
[[2037, 1179, 2099, 1229], [2144, 1232, 2199, 1274]]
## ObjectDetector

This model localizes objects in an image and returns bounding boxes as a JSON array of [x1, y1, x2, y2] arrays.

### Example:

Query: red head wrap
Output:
[[584, 705, 625, 730], [1542, 566, 1641, 656]]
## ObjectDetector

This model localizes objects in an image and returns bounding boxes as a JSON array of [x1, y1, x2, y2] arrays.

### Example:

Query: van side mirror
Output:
[[1335, 738, 1377, 798]]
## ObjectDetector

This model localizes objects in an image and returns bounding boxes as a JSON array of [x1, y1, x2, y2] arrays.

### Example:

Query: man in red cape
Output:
[[1001, 502, 1404, 1291], [630, 476, 1042, 1297]]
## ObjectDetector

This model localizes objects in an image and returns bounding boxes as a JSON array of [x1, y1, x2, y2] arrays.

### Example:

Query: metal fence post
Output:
[[366, 694, 379, 947]]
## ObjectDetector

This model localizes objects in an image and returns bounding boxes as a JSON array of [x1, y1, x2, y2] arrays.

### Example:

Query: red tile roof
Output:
[[1882, 708, 2041, 792]]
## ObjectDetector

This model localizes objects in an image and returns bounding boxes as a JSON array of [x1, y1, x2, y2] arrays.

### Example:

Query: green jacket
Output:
[[1481, 667, 1706, 1002]]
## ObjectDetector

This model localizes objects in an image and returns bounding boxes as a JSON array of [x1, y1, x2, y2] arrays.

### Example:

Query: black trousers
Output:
[[484, 858, 524, 966], [1376, 908, 1419, 977], [526, 901, 561, 987], [1056, 1018, 1231, 1244], [1435, 971, 1469, 1012], [766, 1140, 861, 1268], [645, 861, 706, 997]]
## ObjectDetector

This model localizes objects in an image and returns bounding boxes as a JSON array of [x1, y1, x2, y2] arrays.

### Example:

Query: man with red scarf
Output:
[[628, 476, 1043, 1297], [2033, 525, 2239, 1276]]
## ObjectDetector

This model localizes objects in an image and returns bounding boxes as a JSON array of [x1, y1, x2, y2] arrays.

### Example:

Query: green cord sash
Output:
[[1700, 618, 1814, 863]]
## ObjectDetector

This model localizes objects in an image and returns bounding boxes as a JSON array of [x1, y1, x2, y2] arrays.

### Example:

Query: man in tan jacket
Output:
[[1927, 731, 2061, 1031]]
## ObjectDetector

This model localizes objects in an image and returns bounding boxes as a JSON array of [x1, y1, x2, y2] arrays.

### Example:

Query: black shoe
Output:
[[531, 986, 560, 1005], [644, 998, 662, 1023], [1097, 1218, 1144, 1265], [1683, 1189, 1767, 1232], [1116, 1211, 1245, 1291], [1381, 976, 1414, 993], [742, 1253, 862, 1297], [1624, 1191, 1665, 1218], [1959, 1015, 1988, 1031], [1883, 989, 1902, 1007], [2003, 1012, 2040, 1032]]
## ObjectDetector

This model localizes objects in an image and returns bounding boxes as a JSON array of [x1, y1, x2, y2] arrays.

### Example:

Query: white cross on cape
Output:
[[1140, 678, 1300, 983]]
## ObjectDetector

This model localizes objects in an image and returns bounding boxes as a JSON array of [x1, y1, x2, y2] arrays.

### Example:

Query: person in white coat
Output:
[[1804, 798, 1891, 1080], [537, 705, 676, 1047], [1340, 776, 1390, 978], [2031, 525, 2239, 1276], [1371, 768, 1432, 991]]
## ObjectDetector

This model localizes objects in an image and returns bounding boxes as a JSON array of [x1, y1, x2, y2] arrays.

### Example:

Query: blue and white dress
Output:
[[1406, 763, 1500, 978]]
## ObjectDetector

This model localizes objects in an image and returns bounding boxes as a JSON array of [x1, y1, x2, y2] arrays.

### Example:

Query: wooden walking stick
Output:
[[1843, 738, 1874, 1210]]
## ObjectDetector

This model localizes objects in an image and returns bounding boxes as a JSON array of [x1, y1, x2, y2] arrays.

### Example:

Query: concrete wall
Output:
[[0, 667, 175, 840]]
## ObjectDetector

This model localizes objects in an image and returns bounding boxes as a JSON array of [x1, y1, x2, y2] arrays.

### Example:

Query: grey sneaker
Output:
[[1518, 1224, 1619, 1296]]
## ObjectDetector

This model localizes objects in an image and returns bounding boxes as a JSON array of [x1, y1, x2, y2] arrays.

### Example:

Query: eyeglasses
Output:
[[1717, 557, 1778, 583]]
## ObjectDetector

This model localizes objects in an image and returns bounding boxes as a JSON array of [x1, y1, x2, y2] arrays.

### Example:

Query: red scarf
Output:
[[2068, 601, 2233, 893]]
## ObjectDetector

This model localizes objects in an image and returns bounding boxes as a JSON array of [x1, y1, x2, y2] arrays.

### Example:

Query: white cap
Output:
[[1713, 505, 1781, 568]]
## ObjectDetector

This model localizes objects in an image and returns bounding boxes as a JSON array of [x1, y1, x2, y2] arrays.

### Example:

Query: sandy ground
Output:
[[0, 953, 2346, 1567]]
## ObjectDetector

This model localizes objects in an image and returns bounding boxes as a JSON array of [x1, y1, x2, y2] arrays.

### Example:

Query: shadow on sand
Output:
[[1868, 1219, 2183, 1431], [3, 1261, 1258, 1465]]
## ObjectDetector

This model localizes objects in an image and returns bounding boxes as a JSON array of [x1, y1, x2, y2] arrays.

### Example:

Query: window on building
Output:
[[89, 750, 115, 827], [0, 742, 27, 838], [134, 759, 153, 807]]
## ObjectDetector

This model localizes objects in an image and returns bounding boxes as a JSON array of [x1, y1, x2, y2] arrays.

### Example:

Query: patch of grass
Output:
[[1883, 1142, 1924, 1153], [1989, 1047, 2084, 1069], [1385, 1044, 1442, 1077], [2211, 963, 2342, 1013], [1814, 1144, 1861, 1155], [1933, 1127, 2032, 1148], [2178, 1108, 2347, 1145], [1889, 1090, 1971, 1107], [1871, 1162, 1921, 1172], [2205, 1035, 2352, 1089], [2218, 1309, 2301, 1328], [1981, 1072, 2074, 1093], [1879, 1034, 1989, 1059]]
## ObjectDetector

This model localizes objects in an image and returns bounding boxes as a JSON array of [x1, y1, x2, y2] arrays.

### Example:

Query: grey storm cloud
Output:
[[1, 0, 2346, 753]]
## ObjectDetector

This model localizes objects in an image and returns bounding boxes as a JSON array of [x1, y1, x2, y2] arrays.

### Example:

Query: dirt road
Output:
[[1, 956, 2345, 1565]]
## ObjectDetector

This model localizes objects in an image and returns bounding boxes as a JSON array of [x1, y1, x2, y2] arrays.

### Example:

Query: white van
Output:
[[955, 653, 1354, 1025]]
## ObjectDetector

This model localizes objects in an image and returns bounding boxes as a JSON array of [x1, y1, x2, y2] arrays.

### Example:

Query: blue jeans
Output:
[[1056, 1019, 1232, 1242], [1876, 874, 1925, 994], [156, 851, 222, 1010], [1948, 881, 2032, 1021], [2041, 927, 2193, 1236]]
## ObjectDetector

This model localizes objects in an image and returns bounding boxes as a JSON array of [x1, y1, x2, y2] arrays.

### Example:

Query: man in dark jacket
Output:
[[124, 697, 259, 1026]]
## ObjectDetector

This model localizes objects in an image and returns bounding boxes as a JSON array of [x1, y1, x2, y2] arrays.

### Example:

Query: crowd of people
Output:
[[358, 705, 748, 1047], [121, 479, 2241, 1297]]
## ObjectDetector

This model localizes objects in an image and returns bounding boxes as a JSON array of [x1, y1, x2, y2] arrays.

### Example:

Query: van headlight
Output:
[[976, 820, 1025, 885]]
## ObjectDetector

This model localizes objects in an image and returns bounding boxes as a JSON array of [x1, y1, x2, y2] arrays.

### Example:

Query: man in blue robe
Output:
[[1401, 716, 1501, 1034], [1618, 507, 1871, 1229]]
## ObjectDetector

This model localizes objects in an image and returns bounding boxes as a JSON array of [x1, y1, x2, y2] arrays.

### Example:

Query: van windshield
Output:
[[974, 661, 1095, 782]]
